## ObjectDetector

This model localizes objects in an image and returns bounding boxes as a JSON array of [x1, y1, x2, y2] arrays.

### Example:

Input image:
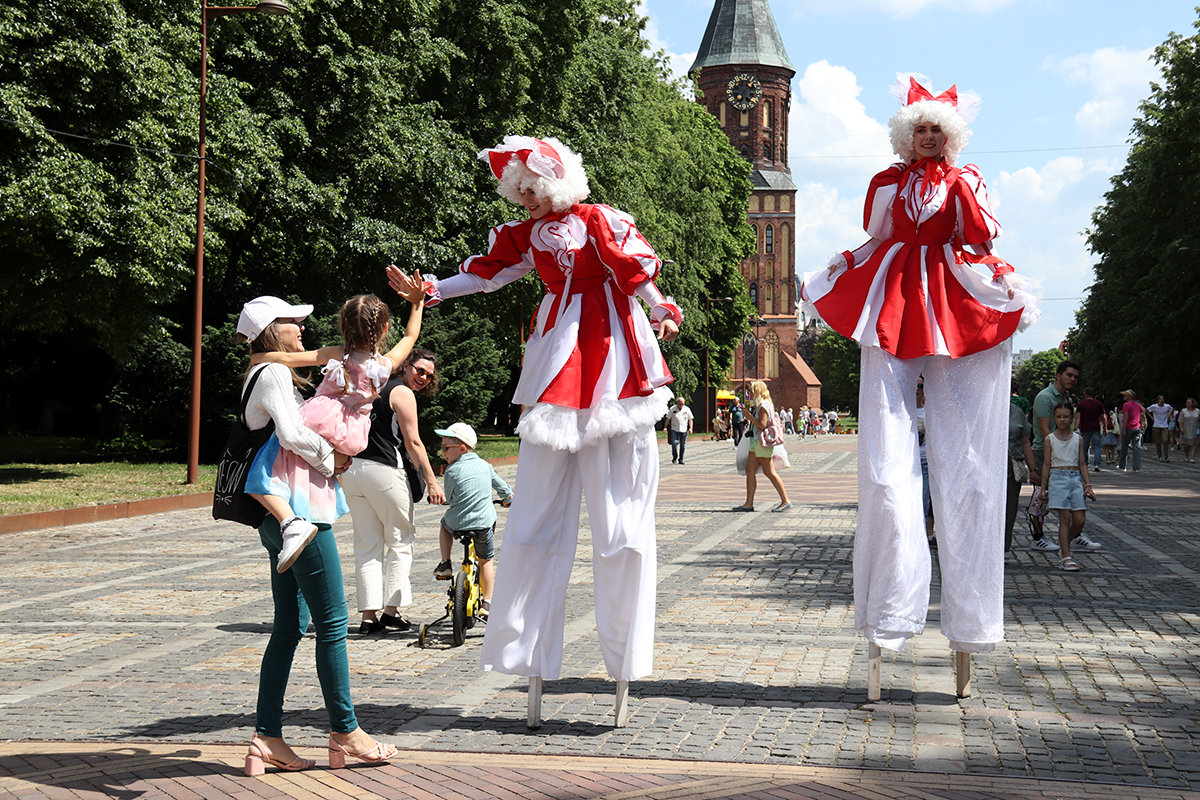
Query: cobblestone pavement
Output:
[[2, 435, 1199, 799]]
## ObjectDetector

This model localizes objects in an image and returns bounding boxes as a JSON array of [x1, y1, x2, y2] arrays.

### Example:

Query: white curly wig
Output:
[[889, 99, 972, 166], [482, 136, 590, 213]]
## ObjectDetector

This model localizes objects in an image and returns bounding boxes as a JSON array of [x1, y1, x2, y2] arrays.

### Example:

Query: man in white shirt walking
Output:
[[667, 397, 694, 465]]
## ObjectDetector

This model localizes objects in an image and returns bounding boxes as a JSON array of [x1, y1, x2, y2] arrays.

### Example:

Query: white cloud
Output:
[[637, 0, 697, 90], [788, 61, 892, 187], [780, 0, 1016, 19], [1050, 47, 1159, 144], [992, 156, 1095, 206]]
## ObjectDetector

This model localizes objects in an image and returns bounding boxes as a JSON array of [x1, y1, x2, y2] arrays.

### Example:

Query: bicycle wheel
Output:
[[451, 571, 468, 647]]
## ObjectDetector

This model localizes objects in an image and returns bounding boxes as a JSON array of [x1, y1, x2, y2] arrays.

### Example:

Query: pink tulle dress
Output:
[[248, 351, 391, 524]]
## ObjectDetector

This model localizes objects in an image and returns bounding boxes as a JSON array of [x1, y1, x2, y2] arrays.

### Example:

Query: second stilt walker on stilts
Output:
[[389, 136, 681, 725], [801, 75, 1040, 692]]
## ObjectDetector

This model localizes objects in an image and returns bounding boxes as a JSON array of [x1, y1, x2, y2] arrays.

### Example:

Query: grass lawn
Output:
[[1, 462, 217, 517], [0, 434, 523, 516]]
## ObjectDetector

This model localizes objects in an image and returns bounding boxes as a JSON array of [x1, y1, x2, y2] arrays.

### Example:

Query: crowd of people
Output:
[[705, 400, 845, 443]]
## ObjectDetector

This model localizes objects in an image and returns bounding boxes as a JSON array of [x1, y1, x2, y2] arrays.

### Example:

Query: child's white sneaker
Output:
[[277, 516, 318, 573]]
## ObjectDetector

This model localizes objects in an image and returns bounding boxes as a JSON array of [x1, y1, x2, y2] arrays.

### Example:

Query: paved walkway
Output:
[[3, 435, 1200, 799]]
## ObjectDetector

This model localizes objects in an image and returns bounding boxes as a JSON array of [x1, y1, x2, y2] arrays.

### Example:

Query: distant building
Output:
[[1013, 348, 1033, 373], [689, 0, 819, 413]]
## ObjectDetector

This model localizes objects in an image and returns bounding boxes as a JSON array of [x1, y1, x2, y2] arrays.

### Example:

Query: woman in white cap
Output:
[[389, 136, 680, 723], [802, 76, 1039, 663], [235, 289, 420, 774]]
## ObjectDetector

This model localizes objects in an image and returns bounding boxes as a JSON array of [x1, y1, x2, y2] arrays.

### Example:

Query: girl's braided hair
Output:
[[338, 294, 391, 397]]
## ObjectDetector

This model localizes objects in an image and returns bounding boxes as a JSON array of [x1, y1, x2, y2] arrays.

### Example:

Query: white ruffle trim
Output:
[[516, 386, 674, 452], [1002, 271, 1042, 334]]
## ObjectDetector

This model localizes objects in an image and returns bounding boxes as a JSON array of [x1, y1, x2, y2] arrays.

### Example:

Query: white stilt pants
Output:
[[480, 430, 658, 681], [855, 341, 1010, 653]]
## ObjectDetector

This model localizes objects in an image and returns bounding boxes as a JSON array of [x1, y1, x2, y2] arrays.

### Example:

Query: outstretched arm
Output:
[[251, 345, 345, 368], [378, 269, 425, 370]]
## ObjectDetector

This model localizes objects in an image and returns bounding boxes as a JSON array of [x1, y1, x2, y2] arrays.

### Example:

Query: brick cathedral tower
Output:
[[689, 0, 820, 412]]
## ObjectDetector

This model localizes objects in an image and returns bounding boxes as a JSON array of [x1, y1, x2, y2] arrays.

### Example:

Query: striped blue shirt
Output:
[[440, 452, 513, 532]]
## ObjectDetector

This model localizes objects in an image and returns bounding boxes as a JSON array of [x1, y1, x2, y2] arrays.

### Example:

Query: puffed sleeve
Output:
[[585, 204, 663, 296], [955, 164, 1001, 246], [435, 220, 537, 300], [864, 163, 904, 240], [955, 165, 1013, 278]]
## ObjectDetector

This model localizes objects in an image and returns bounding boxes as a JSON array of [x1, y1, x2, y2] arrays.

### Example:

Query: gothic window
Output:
[[719, 102, 727, 127], [764, 140, 773, 160], [750, 223, 758, 252], [765, 224, 774, 254], [749, 195, 759, 213], [740, 144, 749, 156], [765, 329, 780, 379], [740, 110, 749, 127], [766, 259, 774, 280], [765, 282, 774, 315], [762, 101, 771, 129], [750, 282, 758, 309]]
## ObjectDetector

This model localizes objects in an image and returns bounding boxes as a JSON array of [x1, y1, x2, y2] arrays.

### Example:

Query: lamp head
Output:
[[255, 0, 290, 13]]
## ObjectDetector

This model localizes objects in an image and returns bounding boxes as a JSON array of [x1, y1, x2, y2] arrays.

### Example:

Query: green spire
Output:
[[688, 0, 794, 74]]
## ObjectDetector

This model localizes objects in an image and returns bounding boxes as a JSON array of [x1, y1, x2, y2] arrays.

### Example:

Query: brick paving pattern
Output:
[[2, 434, 1199, 799]]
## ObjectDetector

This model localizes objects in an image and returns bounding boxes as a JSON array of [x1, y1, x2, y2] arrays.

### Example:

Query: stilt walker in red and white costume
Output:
[[390, 136, 680, 724], [801, 76, 1039, 692]]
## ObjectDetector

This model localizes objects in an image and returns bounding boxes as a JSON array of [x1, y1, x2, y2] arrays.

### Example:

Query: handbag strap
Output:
[[239, 365, 270, 427]]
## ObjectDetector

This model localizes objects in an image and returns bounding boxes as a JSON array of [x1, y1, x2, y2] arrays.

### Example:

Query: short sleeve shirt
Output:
[[1032, 383, 1068, 454]]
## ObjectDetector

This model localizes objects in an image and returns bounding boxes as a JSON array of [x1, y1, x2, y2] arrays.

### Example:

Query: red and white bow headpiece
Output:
[[480, 136, 566, 181], [889, 73, 981, 124]]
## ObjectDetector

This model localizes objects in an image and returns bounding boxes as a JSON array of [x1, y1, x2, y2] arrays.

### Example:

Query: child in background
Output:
[[248, 281, 424, 573], [1041, 401, 1097, 572], [433, 423, 513, 618]]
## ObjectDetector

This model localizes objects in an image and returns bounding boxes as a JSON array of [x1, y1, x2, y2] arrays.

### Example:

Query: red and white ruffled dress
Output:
[[428, 202, 681, 451], [802, 159, 1037, 358]]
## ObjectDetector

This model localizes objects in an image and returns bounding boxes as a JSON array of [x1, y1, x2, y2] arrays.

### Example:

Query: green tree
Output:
[[1, 0, 753, 452], [812, 329, 860, 414], [1076, 11, 1200, 400], [1016, 349, 1066, 405]]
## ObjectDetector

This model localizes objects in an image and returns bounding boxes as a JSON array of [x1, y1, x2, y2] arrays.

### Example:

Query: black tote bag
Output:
[[212, 367, 275, 527]]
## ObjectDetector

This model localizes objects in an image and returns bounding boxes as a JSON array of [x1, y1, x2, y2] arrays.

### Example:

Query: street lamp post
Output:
[[187, 0, 290, 484], [704, 296, 733, 434]]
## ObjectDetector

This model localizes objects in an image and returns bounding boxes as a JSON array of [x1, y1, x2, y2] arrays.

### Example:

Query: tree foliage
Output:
[[1015, 349, 1066, 405], [1075, 12, 1200, 401], [812, 329, 859, 414], [0, 0, 754, 454]]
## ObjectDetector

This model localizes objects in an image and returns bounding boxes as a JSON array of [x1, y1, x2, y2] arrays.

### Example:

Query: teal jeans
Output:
[[256, 517, 357, 737]]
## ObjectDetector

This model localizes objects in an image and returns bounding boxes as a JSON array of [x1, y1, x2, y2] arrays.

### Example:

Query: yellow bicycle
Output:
[[418, 527, 487, 648]]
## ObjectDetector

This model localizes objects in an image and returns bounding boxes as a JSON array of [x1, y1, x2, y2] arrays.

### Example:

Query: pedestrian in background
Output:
[[1075, 387, 1106, 473], [1118, 390, 1147, 473], [667, 396, 694, 464]]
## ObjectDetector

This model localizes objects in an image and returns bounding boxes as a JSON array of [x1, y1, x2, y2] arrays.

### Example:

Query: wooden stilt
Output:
[[527, 676, 542, 729], [867, 643, 881, 701], [955, 651, 971, 698], [614, 680, 630, 728]]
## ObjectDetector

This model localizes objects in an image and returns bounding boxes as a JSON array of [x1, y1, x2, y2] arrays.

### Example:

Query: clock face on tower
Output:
[[725, 73, 763, 111]]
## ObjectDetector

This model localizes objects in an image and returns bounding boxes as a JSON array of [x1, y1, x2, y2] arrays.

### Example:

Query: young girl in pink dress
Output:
[[248, 284, 424, 573]]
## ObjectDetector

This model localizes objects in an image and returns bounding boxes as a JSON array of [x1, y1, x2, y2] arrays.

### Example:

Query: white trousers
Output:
[[480, 431, 658, 681], [855, 342, 1010, 653], [340, 458, 416, 612]]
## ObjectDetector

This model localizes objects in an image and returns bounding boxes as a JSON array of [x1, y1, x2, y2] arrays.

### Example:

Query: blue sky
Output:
[[638, 0, 1197, 355]]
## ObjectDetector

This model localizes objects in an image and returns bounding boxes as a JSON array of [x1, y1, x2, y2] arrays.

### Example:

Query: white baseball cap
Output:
[[434, 422, 478, 450], [237, 296, 313, 342]]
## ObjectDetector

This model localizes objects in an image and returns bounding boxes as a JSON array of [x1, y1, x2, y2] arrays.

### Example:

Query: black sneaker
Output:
[[434, 560, 453, 580]]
